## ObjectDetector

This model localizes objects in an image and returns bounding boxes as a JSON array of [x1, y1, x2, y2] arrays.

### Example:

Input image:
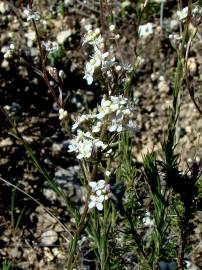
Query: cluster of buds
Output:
[[59, 108, 68, 121], [88, 180, 111, 211], [1, 44, 15, 59]]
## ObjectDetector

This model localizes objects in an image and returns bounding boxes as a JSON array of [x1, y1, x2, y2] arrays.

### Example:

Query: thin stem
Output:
[[118, 201, 152, 270], [66, 190, 91, 270], [99, 0, 106, 37], [185, 34, 202, 116], [31, 20, 62, 108]]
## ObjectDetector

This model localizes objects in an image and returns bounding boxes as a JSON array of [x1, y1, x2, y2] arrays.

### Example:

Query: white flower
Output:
[[109, 24, 115, 32], [2, 44, 15, 59], [76, 140, 93, 159], [88, 194, 105, 211], [105, 170, 111, 177], [92, 121, 102, 133], [42, 41, 59, 54], [176, 7, 188, 21], [108, 118, 123, 132], [83, 61, 95, 85], [138, 23, 153, 38], [88, 180, 110, 211], [68, 130, 105, 160], [115, 65, 122, 72], [83, 30, 116, 84], [59, 108, 68, 120], [24, 8, 40, 21], [142, 211, 155, 227], [89, 180, 105, 191], [94, 139, 106, 149], [72, 114, 93, 130], [82, 29, 103, 46]]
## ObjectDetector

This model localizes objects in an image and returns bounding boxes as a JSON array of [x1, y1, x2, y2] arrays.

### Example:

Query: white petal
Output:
[[97, 180, 105, 189], [96, 190, 102, 196], [88, 201, 96, 209], [96, 202, 103, 211], [97, 194, 105, 202], [89, 182, 97, 190]]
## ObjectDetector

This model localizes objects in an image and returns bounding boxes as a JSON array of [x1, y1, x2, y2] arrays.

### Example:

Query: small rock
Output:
[[57, 30, 72, 44], [0, 137, 13, 148], [52, 247, 65, 259], [187, 57, 197, 75], [44, 247, 54, 261], [51, 143, 62, 155], [24, 31, 36, 48], [41, 230, 58, 245], [43, 188, 57, 201], [1, 59, 9, 69], [158, 79, 169, 93]]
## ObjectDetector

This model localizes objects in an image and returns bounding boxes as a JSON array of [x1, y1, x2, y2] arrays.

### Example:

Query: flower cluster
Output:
[[23, 8, 40, 22], [68, 130, 106, 160], [59, 108, 68, 121], [88, 180, 111, 211], [94, 95, 131, 133], [42, 41, 59, 54], [176, 5, 202, 26], [138, 23, 154, 38], [68, 95, 133, 159], [1, 44, 15, 59], [83, 28, 116, 85]]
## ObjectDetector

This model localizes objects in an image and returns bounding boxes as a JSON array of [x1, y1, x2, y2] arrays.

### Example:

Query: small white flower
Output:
[[2, 44, 15, 59], [88, 194, 105, 211], [83, 61, 95, 85], [105, 170, 111, 177], [142, 211, 155, 227], [109, 24, 115, 32], [68, 130, 105, 160], [72, 114, 91, 130], [96, 180, 106, 190], [139, 23, 153, 38], [24, 8, 40, 21], [42, 41, 59, 54], [89, 180, 105, 191], [88, 180, 110, 211], [76, 140, 92, 159], [94, 139, 106, 149], [176, 7, 188, 21], [115, 65, 122, 72], [92, 121, 102, 133], [59, 108, 68, 120], [82, 30, 103, 46]]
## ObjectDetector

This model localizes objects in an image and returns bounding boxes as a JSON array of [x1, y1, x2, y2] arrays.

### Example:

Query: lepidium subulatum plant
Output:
[[1, 0, 201, 269]]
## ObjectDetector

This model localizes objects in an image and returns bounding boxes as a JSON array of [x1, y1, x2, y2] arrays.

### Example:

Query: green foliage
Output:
[[2, 260, 11, 270]]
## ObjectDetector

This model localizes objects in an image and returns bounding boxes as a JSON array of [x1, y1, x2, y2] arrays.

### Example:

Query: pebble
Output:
[[57, 30, 72, 44], [0, 138, 13, 148], [41, 230, 58, 245], [158, 80, 169, 93], [43, 188, 57, 201]]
